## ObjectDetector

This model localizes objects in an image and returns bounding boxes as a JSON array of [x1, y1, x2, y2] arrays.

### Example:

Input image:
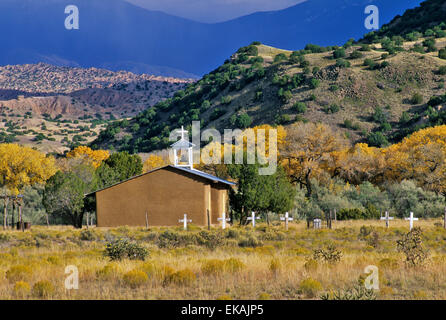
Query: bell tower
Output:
[[171, 126, 195, 170]]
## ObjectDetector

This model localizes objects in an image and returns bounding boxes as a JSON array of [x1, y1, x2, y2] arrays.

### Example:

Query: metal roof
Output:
[[85, 165, 235, 196]]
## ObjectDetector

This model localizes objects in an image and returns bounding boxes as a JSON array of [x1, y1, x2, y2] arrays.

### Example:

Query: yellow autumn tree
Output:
[[280, 122, 349, 196], [334, 143, 387, 185], [66, 146, 110, 168], [143, 154, 170, 172], [383, 125, 446, 195], [0, 144, 57, 228]]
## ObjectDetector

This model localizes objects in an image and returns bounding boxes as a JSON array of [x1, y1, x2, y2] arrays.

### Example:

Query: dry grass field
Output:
[[0, 219, 445, 300]]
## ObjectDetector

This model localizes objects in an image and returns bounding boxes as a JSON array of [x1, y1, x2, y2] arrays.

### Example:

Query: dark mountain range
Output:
[[0, 0, 422, 76]]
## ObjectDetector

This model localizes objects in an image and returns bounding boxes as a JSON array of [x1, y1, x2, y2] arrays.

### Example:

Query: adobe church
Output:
[[89, 127, 236, 228]]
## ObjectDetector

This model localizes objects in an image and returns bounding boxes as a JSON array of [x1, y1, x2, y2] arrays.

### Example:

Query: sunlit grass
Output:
[[0, 219, 445, 299]]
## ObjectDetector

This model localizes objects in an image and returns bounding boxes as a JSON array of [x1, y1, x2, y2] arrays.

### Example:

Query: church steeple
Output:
[[171, 126, 195, 170]]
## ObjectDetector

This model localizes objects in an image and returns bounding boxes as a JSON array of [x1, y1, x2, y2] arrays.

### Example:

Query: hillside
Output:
[[0, 64, 192, 153], [92, 23, 446, 153]]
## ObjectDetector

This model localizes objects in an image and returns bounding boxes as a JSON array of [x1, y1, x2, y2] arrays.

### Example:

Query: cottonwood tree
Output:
[[143, 154, 169, 172], [280, 122, 348, 197], [0, 144, 57, 229], [66, 146, 110, 168]]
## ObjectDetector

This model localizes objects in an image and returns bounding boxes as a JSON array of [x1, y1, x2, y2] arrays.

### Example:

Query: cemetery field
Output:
[[0, 219, 446, 300]]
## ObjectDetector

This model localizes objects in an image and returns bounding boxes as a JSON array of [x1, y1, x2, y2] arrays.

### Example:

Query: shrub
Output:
[[313, 245, 342, 264], [32, 280, 54, 298], [201, 259, 226, 275], [235, 113, 252, 129], [304, 259, 318, 272], [274, 53, 288, 63], [397, 227, 429, 267], [333, 48, 346, 59], [104, 239, 149, 261], [122, 270, 148, 288], [309, 78, 320, 89], [96, 264, 121, 280], [439, 49, 446, 60], [321, 283, 376, 300], [410, 93, 423, 105], [164, 269, 196, 286], [292, 102, 307, 114], [80, 229, 96, 241], [438, 66, 446, 75], [349, 50, 363, 59], [238, 235, 263, 248], [367, 132, 389, 147], [299, 278, 323, 298], [269, 258, 282, 274], [336, 59, 350, 68], [13, 281, 31, 298], [224, 258, 245, 273], [6, 265, 33, 283], [226, 229, 240, 239]]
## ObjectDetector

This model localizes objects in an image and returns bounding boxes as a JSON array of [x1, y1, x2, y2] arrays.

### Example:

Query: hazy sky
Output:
[[125, 0, 306, 23]]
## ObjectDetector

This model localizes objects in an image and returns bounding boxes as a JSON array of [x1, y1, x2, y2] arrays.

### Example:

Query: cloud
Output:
[[125, 0, 306, 23]]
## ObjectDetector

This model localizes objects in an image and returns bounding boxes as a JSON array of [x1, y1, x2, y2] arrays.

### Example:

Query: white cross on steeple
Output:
[[177, 126, 187, 140]]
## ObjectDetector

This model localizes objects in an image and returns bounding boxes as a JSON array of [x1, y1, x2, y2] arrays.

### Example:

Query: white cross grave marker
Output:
[[380, 211, 394, 228], [217, 212, 231, 229], [247, 211, 260, 227], [179, 214, 192, 230], [280, 212, 293, 230], [405, 212, 418, 230]]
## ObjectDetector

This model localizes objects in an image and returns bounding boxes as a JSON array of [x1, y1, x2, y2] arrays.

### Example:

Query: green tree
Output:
[[43, 163, 97, 228], [227, 158, 294, 224], [98, 151, 143, 186]]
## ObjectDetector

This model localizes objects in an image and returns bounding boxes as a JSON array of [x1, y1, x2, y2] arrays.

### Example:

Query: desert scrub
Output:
[[197, 231, 225, 250], [104, 238, 149, 261], [321, 283, 376, 300], [157, 230, 198, 248], [6, 265, 33, 283], [238, 235, 263, 248], [96, 264, 121, 280], [122, 270, 148, 288], [32, 280, 54, 298], [313, 245, 342, 264], [269, 258, 282, 274], [304, 259, 318, 272], [164, 269, 196, 286], [396, 227, 429, 267], [299, 278, 323, 298], [13, 281, 31, 298], [201, 258, 245, 275]]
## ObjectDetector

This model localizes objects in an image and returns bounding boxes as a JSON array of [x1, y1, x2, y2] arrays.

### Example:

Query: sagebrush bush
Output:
[[299, 278, 323, 298], [313, 245, 342, 264], [224, 258, 245, 273], [157, 230, 198, 248], [198, 231, 225, 250], [32, 280, 54, 298], [201, 259, 226, 276], [269, 258, 282, 274], [104, 239, 149, 261], [164, 269, 196, 286], [122, 270, 148, 288], [6, 265, 33, 283], [80, 229, 96, 241], [238, 235, 263, 248], [96, 264, 121, 280], [13, 281, 31, 298], [397, 227, 429, 267], [304, 259, 318, 272]]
